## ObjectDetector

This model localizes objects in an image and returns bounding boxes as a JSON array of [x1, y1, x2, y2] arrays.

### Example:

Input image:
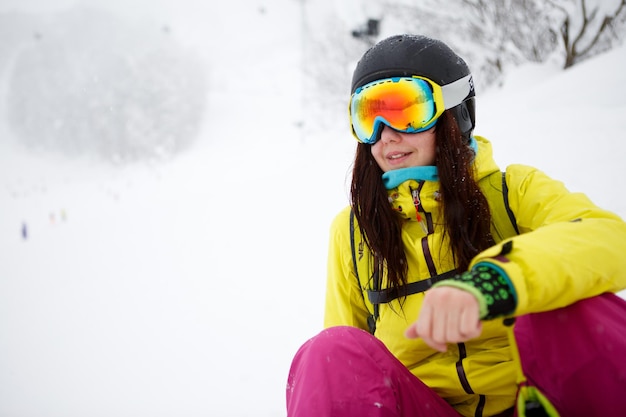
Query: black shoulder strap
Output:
[[350, 209, 378, 334], [501, 171, 520, 235], [349, 210, 360, 285], [479, 170, 520, 241]]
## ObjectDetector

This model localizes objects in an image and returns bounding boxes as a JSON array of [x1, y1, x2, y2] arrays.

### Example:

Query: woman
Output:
[[286, 34, 626, 417]]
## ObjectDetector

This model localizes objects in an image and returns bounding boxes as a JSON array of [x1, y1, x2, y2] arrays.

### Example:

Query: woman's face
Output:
[[370, 125, 437, 172]]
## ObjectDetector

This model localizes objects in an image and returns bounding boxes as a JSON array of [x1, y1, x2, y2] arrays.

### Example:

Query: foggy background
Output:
[[2, 0, 624, 161]]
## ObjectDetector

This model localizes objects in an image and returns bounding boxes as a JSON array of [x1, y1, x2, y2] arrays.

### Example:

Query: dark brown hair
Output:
[[350, 111, 494, 289]]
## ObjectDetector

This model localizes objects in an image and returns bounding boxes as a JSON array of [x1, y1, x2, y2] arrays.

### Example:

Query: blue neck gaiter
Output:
[[381, 137, 478, 190]]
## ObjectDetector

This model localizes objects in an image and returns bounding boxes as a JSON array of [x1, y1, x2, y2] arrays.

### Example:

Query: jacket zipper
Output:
[[410, 186, 429, 234], [413, 183, 483, 415], [456, 343, 474, 394], [456, 343, 487, 416]]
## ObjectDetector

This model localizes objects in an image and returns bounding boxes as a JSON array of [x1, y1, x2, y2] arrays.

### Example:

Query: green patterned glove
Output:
[[432, 263, 517, 320]]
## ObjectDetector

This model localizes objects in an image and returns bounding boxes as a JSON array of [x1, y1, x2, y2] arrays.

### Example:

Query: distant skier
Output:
[[21, 222, 27, 240]]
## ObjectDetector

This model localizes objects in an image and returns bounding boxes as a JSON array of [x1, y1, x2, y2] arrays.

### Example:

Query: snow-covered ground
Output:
[[1, 1, 625, 416]]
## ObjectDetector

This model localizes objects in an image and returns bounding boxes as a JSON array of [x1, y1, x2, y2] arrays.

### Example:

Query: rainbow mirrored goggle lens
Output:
[[349, 74, 473, 144]]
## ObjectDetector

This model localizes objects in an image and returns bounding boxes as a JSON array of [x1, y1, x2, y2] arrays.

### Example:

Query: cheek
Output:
[[424, 137, 437, 163], [370, 143, 385, 166], [428, 142, 438, 162]]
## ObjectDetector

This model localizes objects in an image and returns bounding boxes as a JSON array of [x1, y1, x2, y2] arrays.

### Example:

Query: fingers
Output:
[[459, 304, 482, 339], [404, 287, 483, 352], [405, 301, 449, 352], [404, 322, 419, 339]]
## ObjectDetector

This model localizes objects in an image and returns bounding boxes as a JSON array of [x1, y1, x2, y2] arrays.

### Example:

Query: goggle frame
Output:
[[349, 74, 474, 144]]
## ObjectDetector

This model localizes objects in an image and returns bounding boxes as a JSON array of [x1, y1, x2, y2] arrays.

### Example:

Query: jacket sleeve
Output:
[[471, 164, 626, 316], [323, 207, 371, 331]]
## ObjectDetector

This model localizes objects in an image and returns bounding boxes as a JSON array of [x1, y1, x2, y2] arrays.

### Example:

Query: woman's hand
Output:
[[404, 286, 483, 352]]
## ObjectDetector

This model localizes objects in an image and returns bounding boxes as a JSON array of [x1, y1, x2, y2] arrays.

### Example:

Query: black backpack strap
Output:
[[480, 170, 520, 241], [367, 269, 459, 304], [501, 171, 520, 235], [350, 209, 378, 334], [349, 210, 360, 284]]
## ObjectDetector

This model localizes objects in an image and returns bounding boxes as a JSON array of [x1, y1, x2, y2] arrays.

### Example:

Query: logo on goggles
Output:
[[349, 74, 474, 144]]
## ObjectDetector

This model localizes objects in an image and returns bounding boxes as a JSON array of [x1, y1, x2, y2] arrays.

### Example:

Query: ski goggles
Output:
[[349, 74, 474, 144]]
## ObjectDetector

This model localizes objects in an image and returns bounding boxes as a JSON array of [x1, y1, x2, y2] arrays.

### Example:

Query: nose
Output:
[[378, 125, 401, 144]]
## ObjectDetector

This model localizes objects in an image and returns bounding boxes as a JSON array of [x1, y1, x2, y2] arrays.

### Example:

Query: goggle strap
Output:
[[441, 74, 474, 110]]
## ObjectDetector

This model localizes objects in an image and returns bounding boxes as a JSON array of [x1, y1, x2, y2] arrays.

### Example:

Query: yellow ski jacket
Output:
[[324, 136, 626, 416]]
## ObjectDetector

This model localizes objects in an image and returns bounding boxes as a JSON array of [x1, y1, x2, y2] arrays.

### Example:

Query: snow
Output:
[[1, 1, 625, 416]]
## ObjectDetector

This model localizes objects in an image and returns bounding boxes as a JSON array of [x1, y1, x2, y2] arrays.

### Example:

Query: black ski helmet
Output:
[[351, 34, 476, 138]]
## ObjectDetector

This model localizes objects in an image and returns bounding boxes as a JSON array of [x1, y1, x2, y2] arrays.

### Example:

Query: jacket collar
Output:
[[385, 136, 500, 221]]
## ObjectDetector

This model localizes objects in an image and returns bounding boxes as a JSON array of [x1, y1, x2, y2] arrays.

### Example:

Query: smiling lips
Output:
[[388, 152, 411, 160]]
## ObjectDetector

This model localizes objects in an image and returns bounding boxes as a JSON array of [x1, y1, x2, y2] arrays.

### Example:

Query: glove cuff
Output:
[[433, 262, 516, 320]]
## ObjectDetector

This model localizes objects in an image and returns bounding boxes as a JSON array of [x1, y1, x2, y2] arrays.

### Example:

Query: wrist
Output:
[[432, 279, 490, 318], [433, 262, 517, 319]]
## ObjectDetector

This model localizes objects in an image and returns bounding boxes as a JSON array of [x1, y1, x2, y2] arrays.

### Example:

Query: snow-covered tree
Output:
[[547, 0, 626, 68]]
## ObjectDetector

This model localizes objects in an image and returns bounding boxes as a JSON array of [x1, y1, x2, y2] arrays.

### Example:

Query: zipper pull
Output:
[[411, 188, 428, 234]]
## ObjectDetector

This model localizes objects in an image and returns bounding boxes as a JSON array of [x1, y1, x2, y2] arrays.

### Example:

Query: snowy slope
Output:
[[1, 1, 625, 416]]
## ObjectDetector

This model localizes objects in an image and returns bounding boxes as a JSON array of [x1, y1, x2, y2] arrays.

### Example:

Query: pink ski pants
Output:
[[286, 293, 626, 417]]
